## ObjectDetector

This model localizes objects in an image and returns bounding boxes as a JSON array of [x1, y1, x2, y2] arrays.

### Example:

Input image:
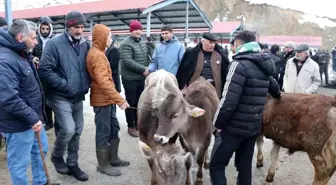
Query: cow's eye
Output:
[[173, 114, 178, 118]]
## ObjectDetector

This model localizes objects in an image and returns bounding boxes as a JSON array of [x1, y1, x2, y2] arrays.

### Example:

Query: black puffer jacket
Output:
[[213, 52, 281, 137]]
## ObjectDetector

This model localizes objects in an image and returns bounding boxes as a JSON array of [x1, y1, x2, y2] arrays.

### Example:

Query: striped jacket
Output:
[[213, 52, 281, 137], [119, 36, 149, 80]]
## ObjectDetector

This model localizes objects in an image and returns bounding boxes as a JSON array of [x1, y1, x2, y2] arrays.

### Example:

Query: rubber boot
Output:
[[109, 139, 130, 167], [96, 148, 121, 176]]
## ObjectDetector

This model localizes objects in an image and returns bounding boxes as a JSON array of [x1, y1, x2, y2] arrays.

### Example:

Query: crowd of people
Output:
[[0, 8, 335, 185]]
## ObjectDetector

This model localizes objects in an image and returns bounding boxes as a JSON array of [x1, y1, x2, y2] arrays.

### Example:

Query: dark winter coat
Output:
[[106, 46, 121, 93], [278, 51, 295, 90], [0, 30, 46, 133], [176, 43, 230, 94], [38, 31, 91, 102], [213, 52, 281, 137]]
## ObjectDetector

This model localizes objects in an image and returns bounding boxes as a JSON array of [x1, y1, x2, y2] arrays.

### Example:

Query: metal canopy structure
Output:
[[0, 0, 212, 42]]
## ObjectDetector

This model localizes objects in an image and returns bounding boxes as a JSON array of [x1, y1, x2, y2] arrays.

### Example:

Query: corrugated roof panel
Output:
[[0, 0, 164, 19]]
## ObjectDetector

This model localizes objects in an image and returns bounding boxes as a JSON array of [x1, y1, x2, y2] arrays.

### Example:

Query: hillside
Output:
[[195, 0, 336, 49]]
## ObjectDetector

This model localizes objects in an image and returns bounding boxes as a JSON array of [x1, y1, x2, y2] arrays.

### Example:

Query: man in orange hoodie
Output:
[[86, 24, 130, 176]]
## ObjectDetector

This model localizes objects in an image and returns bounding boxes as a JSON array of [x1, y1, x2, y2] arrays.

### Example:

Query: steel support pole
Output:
[[185, 0, 189, 44], [5, 0, 13, 26], [146, 12, 151, 37]]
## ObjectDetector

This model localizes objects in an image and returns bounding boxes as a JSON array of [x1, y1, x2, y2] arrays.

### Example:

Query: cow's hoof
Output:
[[266, 175, 274, 182], [256, 161, 264, 168], [195, 179, 203, 185], [204, 162, 210, 169]]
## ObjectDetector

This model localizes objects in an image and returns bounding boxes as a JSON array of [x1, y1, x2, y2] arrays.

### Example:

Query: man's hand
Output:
[[181, 85, 188, 95], [142, 68, 149, 76], [119, 102, 130, 110], [32, 120, 42, 132]]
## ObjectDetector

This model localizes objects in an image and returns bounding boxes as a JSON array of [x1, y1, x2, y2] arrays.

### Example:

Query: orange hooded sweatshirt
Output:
[[86, 24, 126, 107]]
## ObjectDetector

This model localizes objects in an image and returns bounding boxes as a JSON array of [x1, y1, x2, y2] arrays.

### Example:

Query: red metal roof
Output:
[[106, 21, 240, 35], [0, 0, 164, 19], [260, 36, 323, 47], [211, 21, 241, 34]]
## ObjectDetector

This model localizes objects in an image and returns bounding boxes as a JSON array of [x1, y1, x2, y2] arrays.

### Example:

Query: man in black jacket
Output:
[[33, 16, 55, 131], [209, 30, 281, 185], [176, 32, 230, 98]]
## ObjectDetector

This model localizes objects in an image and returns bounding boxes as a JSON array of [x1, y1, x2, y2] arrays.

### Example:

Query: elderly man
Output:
[[0, 19, 60, 185], [283, 44, 321, 93], [38, 11, 90, 181], [176, 32, 230, 98], [119, 20, 149, 137], [278, 41, 296, 90]]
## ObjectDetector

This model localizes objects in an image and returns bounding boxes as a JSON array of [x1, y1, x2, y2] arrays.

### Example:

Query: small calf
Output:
[[139, 141, 193, 185]]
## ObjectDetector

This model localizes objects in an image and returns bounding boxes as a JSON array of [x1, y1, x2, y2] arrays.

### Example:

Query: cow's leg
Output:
[[203, 149, 210, 169], [256, 134, 264, 168], [308, 153, 329, 185], [266, 142, 280, 182], [186, 153, 192, 185], [147, 159, 158, 185], [195, 145, 208, 185]]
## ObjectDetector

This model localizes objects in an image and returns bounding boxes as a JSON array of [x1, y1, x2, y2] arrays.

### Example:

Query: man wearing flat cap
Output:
[[38, 10, 90, 181], [283, 44, 321, 93], [176, 32, 230, 98]]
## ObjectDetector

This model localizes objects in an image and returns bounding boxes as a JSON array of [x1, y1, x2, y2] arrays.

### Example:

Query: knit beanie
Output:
[[129, 20, 142, 32], [65, 11, 86, 28], [284, 41, 296, 50], [0, 17, 8, 27]]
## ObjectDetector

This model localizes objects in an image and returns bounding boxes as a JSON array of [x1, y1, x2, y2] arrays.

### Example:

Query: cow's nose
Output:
[[154, 134, 163, 144]]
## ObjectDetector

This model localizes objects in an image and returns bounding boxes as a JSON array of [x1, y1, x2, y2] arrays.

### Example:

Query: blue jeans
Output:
[[48, 99, 84, 166], [93, 105, 120, 149], [2, 128, 48, 185]]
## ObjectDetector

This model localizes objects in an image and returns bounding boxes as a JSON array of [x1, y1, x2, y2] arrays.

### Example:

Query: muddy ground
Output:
[[1, 87, 336, 185]]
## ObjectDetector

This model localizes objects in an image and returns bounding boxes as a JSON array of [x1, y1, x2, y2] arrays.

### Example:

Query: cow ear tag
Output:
[[191, 108, 205, 117]]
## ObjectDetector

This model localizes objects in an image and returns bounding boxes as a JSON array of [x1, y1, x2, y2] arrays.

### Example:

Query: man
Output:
[[278, 41, 296, 90], [176, 32, 230, 98], [148, 25, 185, 75], [0, 16, 7, 149], [38, 11, 90, 181], [119, 20, 149, 137], [33, 16, 56, 131], [106, 36, 121, 93], [223, 45, 229, 57], [315, 49, 329, 85], [0, 19, 59, 185], [146, 36, 155, 60], [269, 44, 281, 80], [283, 44, 320, 93], [86, 24, 130, 177], [332, 47, 336, 72], [209, 30, 281, 185]]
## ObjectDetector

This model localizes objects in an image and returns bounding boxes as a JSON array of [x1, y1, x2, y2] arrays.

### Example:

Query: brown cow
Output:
[[256, 93, 336, 185], [137, 70, 205, 185], [139, 141, 193, 185], [153, 77, 219, 185]]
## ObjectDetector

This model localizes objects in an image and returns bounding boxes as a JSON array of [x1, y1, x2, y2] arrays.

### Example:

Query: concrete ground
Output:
[[1, 87, 336, 185]]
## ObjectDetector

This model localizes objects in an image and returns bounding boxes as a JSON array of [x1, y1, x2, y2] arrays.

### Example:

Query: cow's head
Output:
[[139, 141, 193, 185], [153, 92, 205, 144]]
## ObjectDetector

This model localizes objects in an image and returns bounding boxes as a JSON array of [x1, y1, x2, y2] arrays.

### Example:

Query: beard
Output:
[[41, 32, 49, 38]]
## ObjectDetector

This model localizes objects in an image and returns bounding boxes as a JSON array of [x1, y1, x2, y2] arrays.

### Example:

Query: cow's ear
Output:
[[187, 105, 205, 117], [183, 152, 193, 168], [139, 141, 153, 159]]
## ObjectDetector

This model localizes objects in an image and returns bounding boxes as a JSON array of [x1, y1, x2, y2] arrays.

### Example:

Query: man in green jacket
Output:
[[119, 20, 149, 137]]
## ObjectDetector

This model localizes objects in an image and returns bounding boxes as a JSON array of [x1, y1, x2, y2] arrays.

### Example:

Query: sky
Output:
[[246, 0, 336, 18]]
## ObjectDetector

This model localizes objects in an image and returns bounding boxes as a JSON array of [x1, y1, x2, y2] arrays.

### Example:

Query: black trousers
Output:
[[319, 63, 329, 85], [122, 78, 145, 128], [45, 103, 54, 126], [210, 130, 257, 185]]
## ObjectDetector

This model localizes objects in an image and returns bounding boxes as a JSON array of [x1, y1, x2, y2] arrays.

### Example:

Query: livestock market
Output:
[[0, 0, 336, 185]]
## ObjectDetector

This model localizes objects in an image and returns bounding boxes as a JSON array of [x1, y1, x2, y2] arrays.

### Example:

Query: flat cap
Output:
[[295, 44, 309, 52], [203, 32, 218, 41]]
